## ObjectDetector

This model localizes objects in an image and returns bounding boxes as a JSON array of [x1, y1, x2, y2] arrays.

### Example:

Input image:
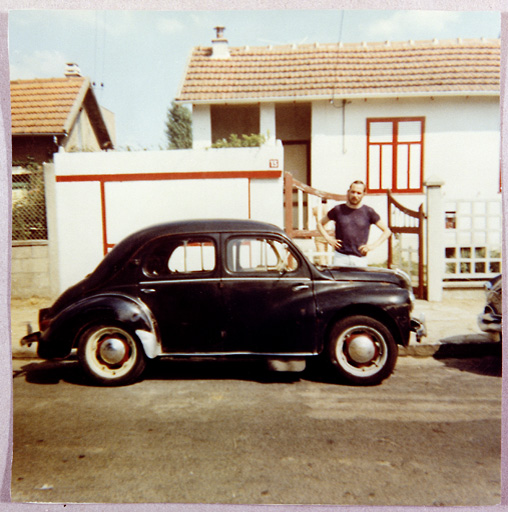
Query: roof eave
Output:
[[176, 90, 499, 105]]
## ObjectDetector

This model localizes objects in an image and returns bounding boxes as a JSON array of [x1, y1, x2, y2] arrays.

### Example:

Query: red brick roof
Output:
[[177, 38, 500, 102], [11, 76, 89, 135]]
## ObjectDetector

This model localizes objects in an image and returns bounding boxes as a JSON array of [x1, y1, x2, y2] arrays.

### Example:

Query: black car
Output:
[[21, 219, 426, 386], [478, 274, 502, 340]]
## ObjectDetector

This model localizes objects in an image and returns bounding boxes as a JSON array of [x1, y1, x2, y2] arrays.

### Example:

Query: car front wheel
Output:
[[328, 315, 397, 386], [77, 324, 146, 386]]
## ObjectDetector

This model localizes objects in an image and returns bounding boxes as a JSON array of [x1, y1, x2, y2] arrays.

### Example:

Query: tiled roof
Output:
[[177, 38, 500, 102], [10, 76, 88, 135]]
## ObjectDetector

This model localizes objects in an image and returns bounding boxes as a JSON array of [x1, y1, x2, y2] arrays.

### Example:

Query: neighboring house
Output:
[[176, 29, 501, 205], [11, 64, 116, 299], [11, 63, 115, 167]]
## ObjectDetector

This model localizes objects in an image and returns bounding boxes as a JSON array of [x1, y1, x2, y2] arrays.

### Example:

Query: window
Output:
[[226, 237, 299, 274], [142, 237, 216, 277], [367, 117, 425, 193]]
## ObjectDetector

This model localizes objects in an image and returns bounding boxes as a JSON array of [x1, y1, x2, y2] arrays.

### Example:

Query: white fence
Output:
[[443, 198, 502, 280]]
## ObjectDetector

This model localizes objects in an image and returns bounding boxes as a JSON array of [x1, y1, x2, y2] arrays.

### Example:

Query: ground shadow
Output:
[[13, 357, 308, 387], [13, 358, 87, 385], [435, 354, 502, 378]]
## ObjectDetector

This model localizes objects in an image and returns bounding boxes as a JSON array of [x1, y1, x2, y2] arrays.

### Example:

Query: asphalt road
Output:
[[11, 355, 502, 506]]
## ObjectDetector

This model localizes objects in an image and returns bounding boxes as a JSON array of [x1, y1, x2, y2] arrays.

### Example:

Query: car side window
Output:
[[226, 237, 299, 274], [142, 237, 216, 277]]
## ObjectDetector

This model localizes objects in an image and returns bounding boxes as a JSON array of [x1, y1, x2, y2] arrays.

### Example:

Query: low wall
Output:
[[51, 144, 285, 293], [11, 241, 51, 299]]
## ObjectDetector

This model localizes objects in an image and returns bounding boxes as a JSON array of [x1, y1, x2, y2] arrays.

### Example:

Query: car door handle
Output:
[[141, 288, 156, 294], [292, 284, 310, 292]]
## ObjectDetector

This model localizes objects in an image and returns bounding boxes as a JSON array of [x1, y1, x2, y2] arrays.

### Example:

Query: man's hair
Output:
[[349, 180, 366, 192]]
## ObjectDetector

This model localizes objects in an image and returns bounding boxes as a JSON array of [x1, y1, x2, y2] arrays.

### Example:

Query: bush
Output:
[[211, 133, 266, 148]]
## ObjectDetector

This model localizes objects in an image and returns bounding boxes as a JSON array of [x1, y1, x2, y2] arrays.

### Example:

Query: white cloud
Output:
[[9, 50, 68, 80]]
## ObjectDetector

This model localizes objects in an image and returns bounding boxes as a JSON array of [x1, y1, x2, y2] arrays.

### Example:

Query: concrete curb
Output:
[[399, 335, 501, 358]]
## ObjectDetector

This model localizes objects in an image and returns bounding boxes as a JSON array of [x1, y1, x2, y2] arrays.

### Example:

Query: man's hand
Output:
[[358, 244, 371, 255], [333, 238, 343, 251]]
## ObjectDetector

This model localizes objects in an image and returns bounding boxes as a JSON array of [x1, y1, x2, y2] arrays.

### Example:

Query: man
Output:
[[317, 180, 391, 267]]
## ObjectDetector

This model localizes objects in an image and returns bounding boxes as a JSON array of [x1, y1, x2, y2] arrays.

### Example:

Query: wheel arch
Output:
[[322, 304, 404, 352], [45, 294, 161, 360]]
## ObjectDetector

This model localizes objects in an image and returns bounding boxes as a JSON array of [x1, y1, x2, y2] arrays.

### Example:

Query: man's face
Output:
[[347, 183, 366, 207]]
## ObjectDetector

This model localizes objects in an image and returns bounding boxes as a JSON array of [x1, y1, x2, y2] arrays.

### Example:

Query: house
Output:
[[11, 63, 116, 299], [176, 29, 501, 206], [10, 63, 115, 167]]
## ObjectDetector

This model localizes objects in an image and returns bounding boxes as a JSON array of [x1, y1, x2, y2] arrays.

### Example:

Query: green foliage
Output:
[[12, 161, 47, 240], [165, 101, 193, 149], [211, 133, 266, 148]]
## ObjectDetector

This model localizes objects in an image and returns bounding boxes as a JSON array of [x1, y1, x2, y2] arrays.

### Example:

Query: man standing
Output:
[[317, 180, 391, 267]]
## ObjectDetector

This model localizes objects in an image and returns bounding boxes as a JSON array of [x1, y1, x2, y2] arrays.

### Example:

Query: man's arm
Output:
[[317, 214, 342, 251], [358, 220, 392, 255]]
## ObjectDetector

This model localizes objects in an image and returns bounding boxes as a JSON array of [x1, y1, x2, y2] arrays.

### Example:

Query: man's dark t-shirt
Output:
[[327, 204, 381, 257]]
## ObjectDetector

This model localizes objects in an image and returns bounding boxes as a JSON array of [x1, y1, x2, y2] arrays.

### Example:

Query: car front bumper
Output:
[[410, 312, 427, 343], [477, 311, 502, 334]]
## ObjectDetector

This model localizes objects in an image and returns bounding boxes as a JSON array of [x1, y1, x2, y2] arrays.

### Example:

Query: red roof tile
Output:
[[177, 38, 500, 102], [10, 76, 88, 135]]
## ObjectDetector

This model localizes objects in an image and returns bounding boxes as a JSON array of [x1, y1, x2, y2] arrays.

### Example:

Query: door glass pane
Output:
[[381, 145, 393, 190], [369, 122, 393, 143], [368, 145, 381, 190], [227, 238, 298, 273], [169, 240, 215, 273], [142, 238, 216, 277], [409, 144, 422, 189], [398, 121, 422, 142], [396, 145, 409, 190]]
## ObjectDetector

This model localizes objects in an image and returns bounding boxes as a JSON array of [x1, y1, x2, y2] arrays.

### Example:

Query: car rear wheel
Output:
[[328, 315, 397, 386], [77, 324, 146, 386]]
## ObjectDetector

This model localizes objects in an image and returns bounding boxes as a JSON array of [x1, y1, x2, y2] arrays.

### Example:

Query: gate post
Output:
[[425, 176, 445, 301]]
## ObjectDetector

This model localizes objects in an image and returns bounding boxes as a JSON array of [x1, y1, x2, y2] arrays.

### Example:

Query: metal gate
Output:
[[386, 190, 426, 299]]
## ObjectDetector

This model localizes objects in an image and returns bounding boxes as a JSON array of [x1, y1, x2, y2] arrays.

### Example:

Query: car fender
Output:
[[315, 283, 412, 347], [42, 293, 161, 359]]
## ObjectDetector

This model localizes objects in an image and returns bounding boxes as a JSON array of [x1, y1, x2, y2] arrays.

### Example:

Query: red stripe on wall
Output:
[[58, 169, 282, 255], [56, 170, 282, 183], [100, 181, 108, 255]]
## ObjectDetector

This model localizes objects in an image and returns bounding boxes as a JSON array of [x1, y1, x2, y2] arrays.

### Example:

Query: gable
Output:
[[177, 38, 500, 103], [11, 76, 113, 149]]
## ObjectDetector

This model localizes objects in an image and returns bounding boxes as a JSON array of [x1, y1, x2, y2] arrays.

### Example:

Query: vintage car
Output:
[[477, 274, 502, 340], [21, 219, 426, 386]]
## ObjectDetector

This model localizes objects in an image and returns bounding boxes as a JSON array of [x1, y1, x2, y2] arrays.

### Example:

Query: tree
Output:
[[165, 101, 192, 149]]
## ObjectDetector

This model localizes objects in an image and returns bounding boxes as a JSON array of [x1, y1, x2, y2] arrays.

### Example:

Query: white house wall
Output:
[[311, 96, 500, 204], [52, 144, 284, 293]]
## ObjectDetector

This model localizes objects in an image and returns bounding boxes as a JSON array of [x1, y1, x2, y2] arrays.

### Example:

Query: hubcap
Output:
[[98, 336, 129, 366], [346, 333, 378, 364]]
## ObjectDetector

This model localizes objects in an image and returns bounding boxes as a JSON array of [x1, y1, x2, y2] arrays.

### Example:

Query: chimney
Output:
[[211, 26, 230, 59], [65, 62, 82, 77]]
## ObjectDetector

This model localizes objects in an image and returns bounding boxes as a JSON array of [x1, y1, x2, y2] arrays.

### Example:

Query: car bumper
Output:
[[410, 313, 427, 343], [20, 331, 41, 347], [477, 312, 502, 334]]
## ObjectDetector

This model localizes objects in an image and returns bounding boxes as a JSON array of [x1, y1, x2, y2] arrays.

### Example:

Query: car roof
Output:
[[88, 219, 288, 285], [126, 219, 286, 243]]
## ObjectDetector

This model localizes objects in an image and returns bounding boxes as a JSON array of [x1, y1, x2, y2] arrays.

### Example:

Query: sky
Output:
[[8, 8, 501, 151]]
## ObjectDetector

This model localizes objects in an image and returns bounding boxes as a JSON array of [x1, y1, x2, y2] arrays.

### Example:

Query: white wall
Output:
[[311, 95, 500, 203], [52, 144, 284, 292]]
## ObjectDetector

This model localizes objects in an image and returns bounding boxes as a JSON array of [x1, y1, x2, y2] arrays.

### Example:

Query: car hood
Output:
[[320, 266, 412, 290]]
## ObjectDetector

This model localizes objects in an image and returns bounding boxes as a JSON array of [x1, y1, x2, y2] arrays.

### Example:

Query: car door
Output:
[[221, 234, 317, 354], [137, 234, 226, 354]]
